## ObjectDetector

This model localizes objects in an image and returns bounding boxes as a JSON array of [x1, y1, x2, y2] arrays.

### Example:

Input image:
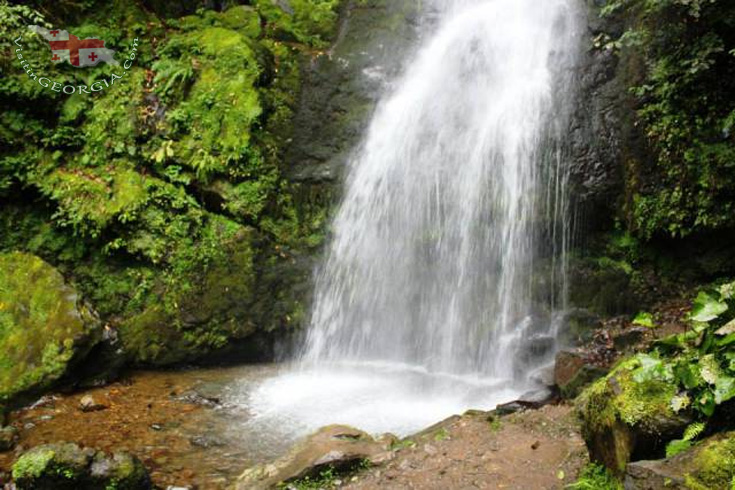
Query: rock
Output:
[[235, 425, 395, 490], [612, 327, 647, 352], [175, 389, 221, 408], [624, 431, 735, 489], [495, 388, 558, 416], [189, 434, 225, 448], [556, 308, 603, 346], [519, 387, 558, 406], [576, 359, 692, 475], [79, 395, 107, 413], [0, 425, 18, 452], [11, 442, 151, 490], [529, 364, 556, 387], [517, 335, 557, 367], [0, 253, 102, 408], [554, 349, 607, 399]]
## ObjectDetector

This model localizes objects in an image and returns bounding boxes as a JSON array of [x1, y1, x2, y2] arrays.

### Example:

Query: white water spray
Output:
[[247, 0, 582, 438]]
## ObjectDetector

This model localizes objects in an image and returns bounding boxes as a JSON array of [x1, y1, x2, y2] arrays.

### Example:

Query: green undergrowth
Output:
[[278, 459, 371, 490], [567, 463, 622, 490], [597, 0, 735, 239], [0, 0, 341, 366], [685, 435, 735, 490]]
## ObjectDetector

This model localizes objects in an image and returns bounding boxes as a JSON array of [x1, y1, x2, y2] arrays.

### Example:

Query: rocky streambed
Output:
[[0, 365, 295, 489]]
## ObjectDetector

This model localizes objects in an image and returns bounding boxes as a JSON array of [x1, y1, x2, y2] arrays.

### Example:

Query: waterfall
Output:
[[303, 0, 579, 379], [247, 0, 582, 438]]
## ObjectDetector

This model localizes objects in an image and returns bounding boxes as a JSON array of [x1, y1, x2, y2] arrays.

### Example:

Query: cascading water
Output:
[[244, 0, 582, 440]]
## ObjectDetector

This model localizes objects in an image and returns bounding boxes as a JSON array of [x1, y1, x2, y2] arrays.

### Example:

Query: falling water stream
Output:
[[244, 0, 582, 442]]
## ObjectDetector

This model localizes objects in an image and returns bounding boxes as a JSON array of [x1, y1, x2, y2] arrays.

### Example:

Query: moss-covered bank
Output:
[[0, 0, 347, 374]]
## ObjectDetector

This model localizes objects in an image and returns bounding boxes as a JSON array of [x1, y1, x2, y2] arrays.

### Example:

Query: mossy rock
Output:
[[625, 431, 735, 489], [0, 252, 101, 408], [118, 225, 260, 366], [11, 442, 151, 490], [577, 358, 691, 475], [568, 256, 636, 315]]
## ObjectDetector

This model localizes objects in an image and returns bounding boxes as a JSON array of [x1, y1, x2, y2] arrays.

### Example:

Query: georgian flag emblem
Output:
[[29, 26, 119, 67]]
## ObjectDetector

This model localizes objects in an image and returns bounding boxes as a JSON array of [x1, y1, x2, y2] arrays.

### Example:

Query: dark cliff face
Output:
[[269, 0, 423, 356], [567, 1, 627, 232], [285, 0, 421, 186]]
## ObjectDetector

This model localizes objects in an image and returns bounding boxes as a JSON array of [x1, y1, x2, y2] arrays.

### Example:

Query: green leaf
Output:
[[700, 354, 721, 385], [698, 392, 716, 416], [691, 291, 728, 322], [715, 318, 735, 336], [683, 422, 706, 441], [633, 312, 656, 328], [633, 354, 673, 382], [674, 362, 704, 390], [715, 375, 735, 404], [670, 394, 691, 413], [717, 333, 735, 347], [719, 282, 735, 300], [666, 439, 692, 458]]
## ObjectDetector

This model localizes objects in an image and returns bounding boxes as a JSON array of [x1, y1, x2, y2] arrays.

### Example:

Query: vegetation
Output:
[[598, 0, 735, 239], [628, 281, 735, 417], [0, 0, 339, 369], [278, 460, 371, 490], [566, 463, 622, 490]]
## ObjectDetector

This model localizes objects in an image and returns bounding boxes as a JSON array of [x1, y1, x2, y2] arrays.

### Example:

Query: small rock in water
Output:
[[175, 389, 221, 408], [79, 394, 108, 412], [189, 434, 225, 448]]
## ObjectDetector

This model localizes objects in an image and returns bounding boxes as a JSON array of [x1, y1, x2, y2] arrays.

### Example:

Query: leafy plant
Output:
[[666, 422, 706, 457], [629, 281, 735, 417], [633, 312, 656, 328]]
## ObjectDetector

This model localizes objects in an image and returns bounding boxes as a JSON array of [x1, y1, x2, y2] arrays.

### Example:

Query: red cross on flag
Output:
[[29, 26, 119, 67]]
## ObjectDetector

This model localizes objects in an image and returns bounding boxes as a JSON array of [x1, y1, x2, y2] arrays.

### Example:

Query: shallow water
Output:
[[0, 363, 525, 489]]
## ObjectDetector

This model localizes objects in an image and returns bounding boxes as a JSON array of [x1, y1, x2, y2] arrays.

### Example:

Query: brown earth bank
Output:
[[342, 405, 588, 490]]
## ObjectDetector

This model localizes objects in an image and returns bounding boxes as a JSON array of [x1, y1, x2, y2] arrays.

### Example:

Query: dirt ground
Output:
[[344, 404, 588, 490]]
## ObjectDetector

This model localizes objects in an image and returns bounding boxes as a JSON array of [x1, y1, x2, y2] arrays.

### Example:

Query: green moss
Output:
[[1, 0, 344, 370], [0, 252, 99, 404], [12, 447, 56, 481], [577, 357, 678, 472], [11, 443, 150, 489], [685, 436, 735, 490], [580, 358, 677, 433]]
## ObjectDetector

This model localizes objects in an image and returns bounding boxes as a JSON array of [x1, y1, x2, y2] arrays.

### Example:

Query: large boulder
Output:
[[235, 425, 395, 490], [625, 432, 735, 490], [0, 252, 102, 408], [576, 358, 691, 475], [11, 442, 151, 490]]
